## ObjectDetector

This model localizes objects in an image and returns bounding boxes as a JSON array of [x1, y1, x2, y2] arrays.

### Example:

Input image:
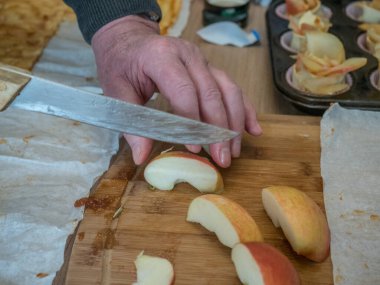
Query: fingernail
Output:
[[219, 147, 231, 167], [253, 122, 262, 135], [187, 144, 202, 153]]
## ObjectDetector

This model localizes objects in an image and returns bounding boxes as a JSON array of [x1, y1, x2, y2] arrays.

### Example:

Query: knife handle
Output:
[[0, 63, 31, 111]]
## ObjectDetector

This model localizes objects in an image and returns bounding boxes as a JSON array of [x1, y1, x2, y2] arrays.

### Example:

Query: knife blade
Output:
[[0, 64, 238, 145]]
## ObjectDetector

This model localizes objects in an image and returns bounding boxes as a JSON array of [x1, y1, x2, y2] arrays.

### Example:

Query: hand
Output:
[[91, 15, 262, 168]]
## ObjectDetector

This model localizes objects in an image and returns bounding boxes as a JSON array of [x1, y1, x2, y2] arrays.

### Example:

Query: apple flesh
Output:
[[231, 242, 301, 285], [133, 251, 174, 285], [358, 1, 380, 23], [262, 186, 330, 262], [187, 194, 263, 248], [144, 151, 223, 193]]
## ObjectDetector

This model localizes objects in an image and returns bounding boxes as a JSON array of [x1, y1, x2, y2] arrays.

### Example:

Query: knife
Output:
[[0, 64, 238, 145]]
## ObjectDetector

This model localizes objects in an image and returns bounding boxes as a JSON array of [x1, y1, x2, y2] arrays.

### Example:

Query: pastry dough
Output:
[[157, 0, 183, 35], [0, 0, 74, 70]]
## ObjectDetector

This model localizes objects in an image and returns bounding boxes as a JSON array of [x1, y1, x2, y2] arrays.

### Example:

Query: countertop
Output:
[[181, 0, 301, 115]]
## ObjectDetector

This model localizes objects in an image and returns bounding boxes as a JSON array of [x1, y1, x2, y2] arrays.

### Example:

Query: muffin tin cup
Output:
[[345, 1, 363, 22], [285, 66, 353, 97], [275, 2, 333, 20], [357, 32, 370, 53], [370, 69, 380, 90], [266, 0, 380, 113], [345, 1, 380, 23]]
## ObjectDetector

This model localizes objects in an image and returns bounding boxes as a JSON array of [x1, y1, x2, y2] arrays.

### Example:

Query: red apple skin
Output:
[[286, 0, 319, 16], [201, 194, 264, 244], [244, 242, 301, 285], [149, 151, 216, 170], [286, 0, 305, 15], [263, 186, 330, 262]]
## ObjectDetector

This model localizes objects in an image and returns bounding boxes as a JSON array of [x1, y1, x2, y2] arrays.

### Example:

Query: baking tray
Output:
[[266, 0, 380, 114]]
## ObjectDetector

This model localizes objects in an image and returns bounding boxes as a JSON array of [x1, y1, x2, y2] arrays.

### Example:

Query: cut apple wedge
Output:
[[144, 151, 223, 193], [231, 242, 301, 285], [262, 186, 330, 262], [133, 251, 174, 285], [187, 194, 263, 248]]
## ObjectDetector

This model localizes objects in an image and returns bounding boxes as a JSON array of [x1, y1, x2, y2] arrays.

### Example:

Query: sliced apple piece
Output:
[[305, 32, 345, 63], [262, 186, 330, 262], [315, 57, 367, 77], [144, 151, 223, 193], [298, 54, 326, 74], [133, 251, 174, 285], [231, 242, 301, 285], [187, 194, 263, 248]]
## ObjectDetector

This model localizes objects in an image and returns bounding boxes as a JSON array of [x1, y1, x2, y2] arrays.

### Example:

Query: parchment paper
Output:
[[0, 8, 191, 283], [321, 104, 380, 285], [0, 22, 119, 285]]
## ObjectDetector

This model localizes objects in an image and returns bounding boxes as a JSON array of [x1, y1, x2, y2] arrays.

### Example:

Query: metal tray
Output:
[[266, 0, 380, 114]]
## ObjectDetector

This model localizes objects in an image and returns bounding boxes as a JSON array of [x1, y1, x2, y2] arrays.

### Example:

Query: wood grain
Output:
[[65, 114, 333, 285], [181, 0, 301, 115], [0, 65, 30, 110]]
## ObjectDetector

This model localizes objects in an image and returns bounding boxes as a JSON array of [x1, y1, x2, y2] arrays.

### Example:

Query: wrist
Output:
[[92, 15, 160, 46]]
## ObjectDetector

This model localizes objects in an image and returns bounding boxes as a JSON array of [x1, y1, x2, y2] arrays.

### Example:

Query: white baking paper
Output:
[[0, 21, 119, 285], [32, 21, 102, 93], [321, 104, 380, 285], [0, 7, 191, 283]]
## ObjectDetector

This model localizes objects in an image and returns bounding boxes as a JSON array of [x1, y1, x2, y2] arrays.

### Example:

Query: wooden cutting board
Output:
[[64, 114, 333, 285]]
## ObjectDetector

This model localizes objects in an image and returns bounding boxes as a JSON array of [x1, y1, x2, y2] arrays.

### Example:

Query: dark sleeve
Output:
[[64, 0, 162, 44]]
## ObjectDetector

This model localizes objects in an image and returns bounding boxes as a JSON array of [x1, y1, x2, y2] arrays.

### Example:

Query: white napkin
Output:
[[197, 21, 260, 47]]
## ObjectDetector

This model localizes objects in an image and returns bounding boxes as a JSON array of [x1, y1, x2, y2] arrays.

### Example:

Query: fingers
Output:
[[102, 77, 154, 165], [243, 95, 262, 136], [209, 66, 245, 158], [178, 48, 232, 167], [146, 54, 204, 154], [124, 134, 153, 165]]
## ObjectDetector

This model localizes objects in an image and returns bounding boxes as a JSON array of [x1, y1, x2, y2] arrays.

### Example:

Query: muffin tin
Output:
[[266, 0, 380, 114]]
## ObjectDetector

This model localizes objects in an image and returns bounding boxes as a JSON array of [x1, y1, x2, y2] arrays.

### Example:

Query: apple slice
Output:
[[305, 32, 345, 64], [231, 242, 301, 285], [187, 194, 263, 248], [315, 57, 367, 77], [292, 63, 348, 95], [286, 0, 320, 16], [262, 186, 330, 262], [144, 151, 223, 193], [133, 251, 174, 285]]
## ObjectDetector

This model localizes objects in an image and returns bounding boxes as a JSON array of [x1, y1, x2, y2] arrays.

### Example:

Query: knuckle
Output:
[[173, 81, 196, 97], [230, 85, 243, 97], [151, 37, 178, 54], [202, 88, 222, 102]]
